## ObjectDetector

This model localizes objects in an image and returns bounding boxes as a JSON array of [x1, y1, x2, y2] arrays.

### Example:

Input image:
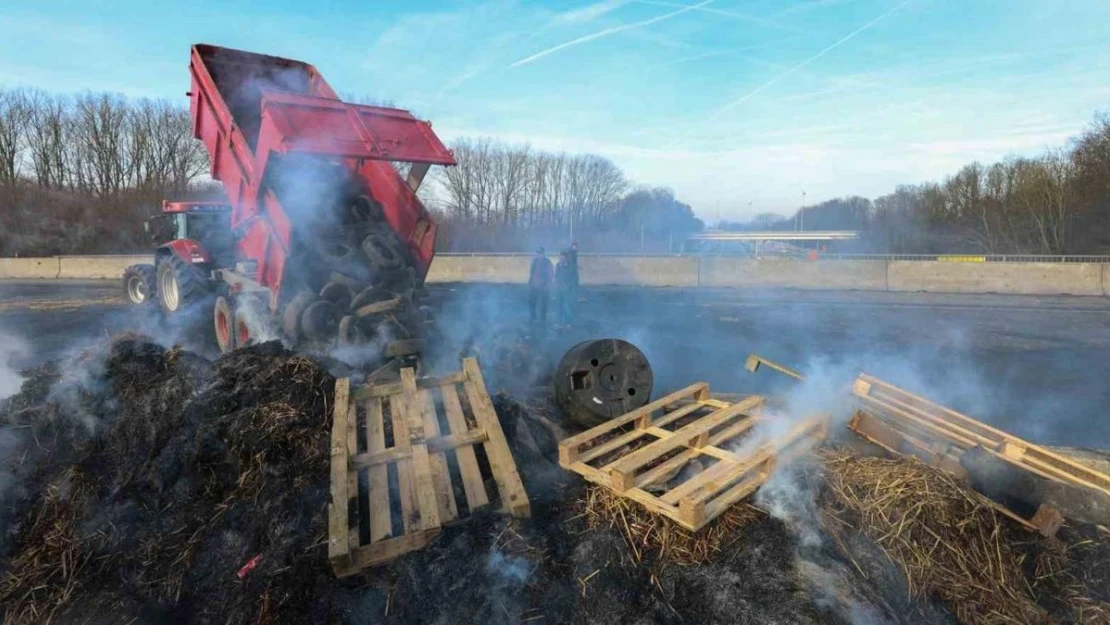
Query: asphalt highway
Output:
[[3, 279, 1109, 448]]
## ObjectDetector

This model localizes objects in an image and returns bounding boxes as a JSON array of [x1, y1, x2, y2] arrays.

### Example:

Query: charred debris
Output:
[[1, 336, 1109, 625]]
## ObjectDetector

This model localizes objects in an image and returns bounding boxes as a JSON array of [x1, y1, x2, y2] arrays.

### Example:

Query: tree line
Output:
[[727, 113, 1110, 256], [431, 137, 703, 252], [0, 86, 702, 256], [0, 88, 210, 255]]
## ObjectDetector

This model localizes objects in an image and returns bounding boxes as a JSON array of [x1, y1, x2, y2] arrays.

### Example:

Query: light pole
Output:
[[800, 190, 806, 232]]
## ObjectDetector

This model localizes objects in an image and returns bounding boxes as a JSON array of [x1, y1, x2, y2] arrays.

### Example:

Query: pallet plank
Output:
[[463, 357, 531, 517], [559, 382, 710, 464], [608, 396, 764, 490], [857, 375, 1110, 497], [365, 397, 392, 542], [440, 383, 490, 512], [356, 372, 468, 400], [634, 414, 761, 489], [328, 378, 351, 568], [420, 388, 459, 523], [346, 402, 359, 551], [351, 429, 489, 469], [334, 360, 529, 575], [400, 368, 442, 532], [388, 394, 418, 532]]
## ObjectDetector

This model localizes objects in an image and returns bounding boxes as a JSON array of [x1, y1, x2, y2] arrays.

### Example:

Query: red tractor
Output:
[[124, 44, 455, 360], [123, 201, 233, 308]]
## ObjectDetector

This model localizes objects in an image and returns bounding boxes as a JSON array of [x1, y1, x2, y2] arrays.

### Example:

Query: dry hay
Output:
[[574, 484, 763, 569], [819, 448, 1110, 625], [0, 469, 91, 624]]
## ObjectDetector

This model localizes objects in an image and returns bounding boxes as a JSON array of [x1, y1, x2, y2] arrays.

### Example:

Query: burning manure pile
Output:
[[0, 337, 335, 624], [3, 336, 1110, 625]]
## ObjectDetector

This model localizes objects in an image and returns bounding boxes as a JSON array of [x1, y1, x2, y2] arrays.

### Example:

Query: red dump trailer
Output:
[[131, 44, 456, 356]]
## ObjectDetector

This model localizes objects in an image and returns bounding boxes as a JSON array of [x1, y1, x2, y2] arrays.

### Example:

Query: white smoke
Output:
[[0, 327, 28, 400]]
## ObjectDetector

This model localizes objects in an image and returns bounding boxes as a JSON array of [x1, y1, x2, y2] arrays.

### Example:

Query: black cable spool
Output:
[[553, 339, 653, 428]]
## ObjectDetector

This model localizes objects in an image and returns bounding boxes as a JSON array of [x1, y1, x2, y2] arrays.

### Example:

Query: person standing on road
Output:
[[567, 241, 580, 317], [528, 247, 554, 323], [555, 251, 574, 325]]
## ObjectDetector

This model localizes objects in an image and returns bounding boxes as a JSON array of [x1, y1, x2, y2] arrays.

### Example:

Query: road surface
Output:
[[2, 279, 1109, 448]]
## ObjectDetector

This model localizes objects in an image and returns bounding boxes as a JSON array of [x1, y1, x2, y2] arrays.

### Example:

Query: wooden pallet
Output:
[[559, 383, 828, 532], [850, 374, 1110, 535], [329, 357, 530, 576]]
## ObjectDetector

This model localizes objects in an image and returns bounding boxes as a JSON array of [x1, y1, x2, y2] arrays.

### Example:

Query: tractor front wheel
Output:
[[157, 255, 206, 314], [122, 264, 156, 306]]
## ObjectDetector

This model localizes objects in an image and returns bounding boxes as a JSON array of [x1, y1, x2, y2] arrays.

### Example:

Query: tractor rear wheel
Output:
[[123, 264, 156, 306], [156, 255, 206, 314], [213, 296, 236, 354]]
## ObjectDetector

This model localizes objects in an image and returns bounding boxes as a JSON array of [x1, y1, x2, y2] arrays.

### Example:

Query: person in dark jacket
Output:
[[554, 251, 574, 325], [566, 242, 580, 317], [528, 247, 554, 323]]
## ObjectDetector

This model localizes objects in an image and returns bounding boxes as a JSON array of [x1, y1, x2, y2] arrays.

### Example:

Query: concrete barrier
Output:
[[580, 256, 697, 287], [0, 257, 61, 279], [3, 254, 1110, 297], [698, 258, 888, 290], [57, 255, 149, 280], [425, 255, 531, 284], [887, 261, 1105, 296]]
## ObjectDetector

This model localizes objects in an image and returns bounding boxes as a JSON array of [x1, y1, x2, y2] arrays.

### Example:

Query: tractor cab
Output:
[[146, 202, 231, 244], [145, 201, 235, 267]]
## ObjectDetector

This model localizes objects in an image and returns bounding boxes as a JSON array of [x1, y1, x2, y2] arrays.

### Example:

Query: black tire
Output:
[[282, 292, 316, 342], [156, 255, 206, 314], [376, 266, 416, 292], [348, 194, 384, 223], [337, 315, 366, 346], [350, 285, 393, 310], [385, 338, 425, 358], [312, 240, 358, 265], [319, 281, 355, 311], [123, 264, 156, 306], [214, 296, 236, 354], [361, 231, 405, 271], [301, 300, 340, 341], [354, 296, 403, 318]]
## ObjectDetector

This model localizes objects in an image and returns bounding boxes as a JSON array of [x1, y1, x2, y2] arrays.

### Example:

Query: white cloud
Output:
[[509, 0, 714, 67], [551, 0, 629, 25]]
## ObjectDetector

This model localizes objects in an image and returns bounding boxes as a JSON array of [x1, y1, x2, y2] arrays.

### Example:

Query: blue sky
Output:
[[2, 0, 1108, 221]]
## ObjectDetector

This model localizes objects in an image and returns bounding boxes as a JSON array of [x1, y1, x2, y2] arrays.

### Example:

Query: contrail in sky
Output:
[[717, 0, 913, 113], [510, 0, 714, 68]]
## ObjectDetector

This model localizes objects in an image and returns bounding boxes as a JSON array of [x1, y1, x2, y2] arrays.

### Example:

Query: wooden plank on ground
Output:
[[607, 396, 764, 490], [463, 357, 531, 517], [559, 382, 710, 464], [388, 393, 418, 532], [400, 368, 442, 532], [351, 430, 489, 469], [365, 396, 391, 542], [328, 378, 351, 568], [420, 388, 459, 523], [356, 372, 468, 400], [441, 382, 489, 512], [346, 402, 359, 551]]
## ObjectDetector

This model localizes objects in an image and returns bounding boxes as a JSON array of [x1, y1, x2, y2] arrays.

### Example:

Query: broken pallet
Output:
[[850, 374, 1110, 535], [329, 357, 530, 577], [559, 383, 828, 531]]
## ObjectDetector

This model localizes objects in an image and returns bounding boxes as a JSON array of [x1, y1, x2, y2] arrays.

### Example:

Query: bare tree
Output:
[[0, 89, 31, 190]]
